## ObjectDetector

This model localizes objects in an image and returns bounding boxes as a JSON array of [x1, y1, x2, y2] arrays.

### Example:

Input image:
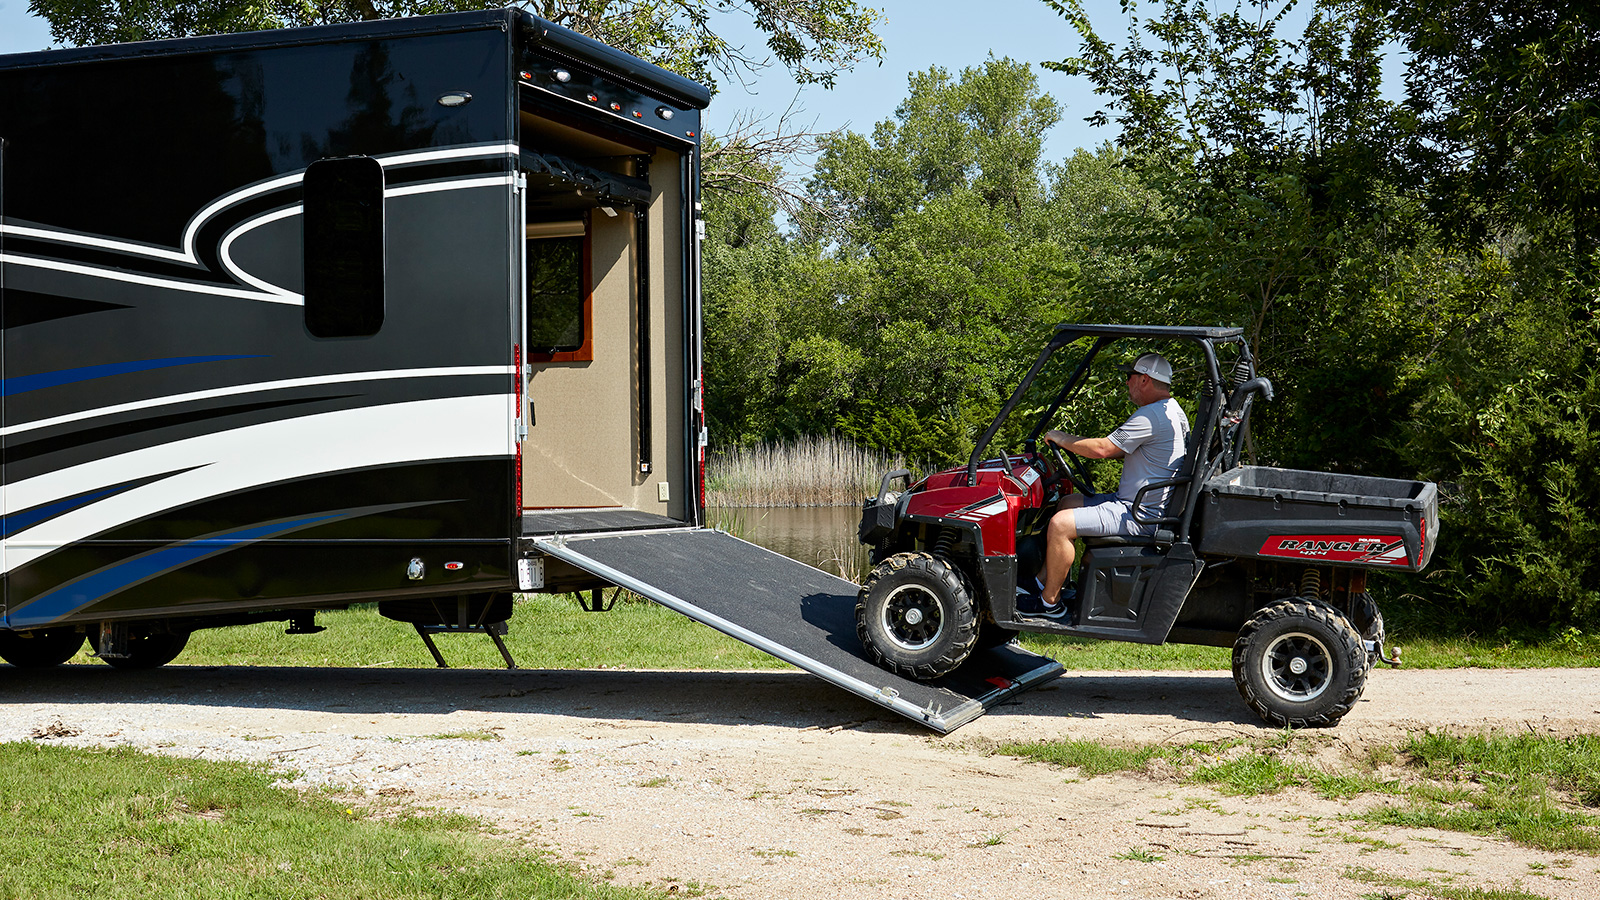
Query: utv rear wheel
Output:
[[0, 628, 85, 668], [856, 552, 978, 680], [1233, 599, 1366, 727]]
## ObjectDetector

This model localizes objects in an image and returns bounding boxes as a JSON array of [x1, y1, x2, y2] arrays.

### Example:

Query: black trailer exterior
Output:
[[0, 13, 1059, 729], [0, 11, 708, 650]]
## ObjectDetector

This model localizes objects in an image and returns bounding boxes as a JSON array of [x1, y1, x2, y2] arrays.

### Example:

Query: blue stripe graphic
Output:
[[2, 485, 129, 538], [1, 355, 263, 397], [10, 513, 337, 627]]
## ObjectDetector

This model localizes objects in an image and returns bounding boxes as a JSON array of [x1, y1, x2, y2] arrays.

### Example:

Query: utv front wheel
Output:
[[856, 552, 978, 680], [1233, 599, 1367, 727]]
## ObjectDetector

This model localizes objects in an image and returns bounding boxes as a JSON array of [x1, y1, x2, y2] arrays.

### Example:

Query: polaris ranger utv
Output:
[[855, 324, 1438, 727]]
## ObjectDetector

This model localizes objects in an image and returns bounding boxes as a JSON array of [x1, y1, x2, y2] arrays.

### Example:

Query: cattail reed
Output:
[[706, 436, 908, 508]]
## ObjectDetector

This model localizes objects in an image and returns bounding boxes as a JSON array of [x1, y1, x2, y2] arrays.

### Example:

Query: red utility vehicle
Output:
[[855, 325, 1437, 726]]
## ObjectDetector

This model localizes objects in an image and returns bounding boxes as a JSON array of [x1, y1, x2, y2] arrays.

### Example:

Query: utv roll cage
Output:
[[965, 323, 1274, 545]]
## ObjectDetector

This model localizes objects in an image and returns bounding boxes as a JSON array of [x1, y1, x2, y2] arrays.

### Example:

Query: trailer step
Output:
[[525, 528, 1062, 733]]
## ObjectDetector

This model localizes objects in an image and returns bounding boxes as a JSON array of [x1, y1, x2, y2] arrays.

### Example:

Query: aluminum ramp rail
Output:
[[525, 528, 1063, 733]]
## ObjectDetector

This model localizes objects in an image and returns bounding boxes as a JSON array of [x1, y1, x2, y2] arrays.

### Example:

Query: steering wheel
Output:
[[1040, 436, 1098, 497]]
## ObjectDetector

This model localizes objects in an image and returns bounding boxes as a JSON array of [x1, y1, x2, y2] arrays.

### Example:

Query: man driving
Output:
[[1017, 352, 1190, 622]]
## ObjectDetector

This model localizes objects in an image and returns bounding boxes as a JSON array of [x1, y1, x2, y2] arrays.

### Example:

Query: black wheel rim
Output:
[[880, 583, 945, 652], [1260, 632, 1332, 703]]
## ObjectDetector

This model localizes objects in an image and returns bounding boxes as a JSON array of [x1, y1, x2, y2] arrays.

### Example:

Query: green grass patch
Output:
[[1188, 753, 1318, 796], [0, 741, 660, 899], [45, 587, 1600, 674], [990, 738, 1181, 777], [1343, 866, 1553, 900], [1355, 732, 1600, 853], [118, 596, 794, 671], [998, 730, 1600, 855], [1015, 631, 1600, 671], [423, 730, 502, 742]]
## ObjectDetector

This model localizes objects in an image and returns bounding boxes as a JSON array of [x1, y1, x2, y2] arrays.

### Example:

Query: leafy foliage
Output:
[[26, 0, 884, 93], [705, 58, 1087, 464], [1380, 0, 1600, 272]]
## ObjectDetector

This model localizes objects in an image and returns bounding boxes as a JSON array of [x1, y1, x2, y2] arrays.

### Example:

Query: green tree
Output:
[[1044, 0, 1600, 629], [1041, 0, 1450, 475], [27, 0, 884, 92], [1380, 0, 1600, 284], [799, 58, 1083, 463]]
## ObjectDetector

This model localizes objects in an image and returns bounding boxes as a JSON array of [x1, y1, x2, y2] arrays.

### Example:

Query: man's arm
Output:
[[1043, 430, 1125, 460]]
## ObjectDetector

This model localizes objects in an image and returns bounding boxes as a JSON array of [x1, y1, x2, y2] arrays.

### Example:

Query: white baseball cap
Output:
[[1118, 352, 1173, 385]]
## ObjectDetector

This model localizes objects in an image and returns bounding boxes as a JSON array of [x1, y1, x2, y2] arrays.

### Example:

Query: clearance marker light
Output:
[[552, 68, 572, 83]]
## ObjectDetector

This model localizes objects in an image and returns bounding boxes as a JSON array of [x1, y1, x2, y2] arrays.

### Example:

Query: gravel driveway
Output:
[[6, 664, 1599, 900]]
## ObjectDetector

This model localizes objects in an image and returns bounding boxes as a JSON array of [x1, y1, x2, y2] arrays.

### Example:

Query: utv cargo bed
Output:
[[1196, 466, 1439, 571]]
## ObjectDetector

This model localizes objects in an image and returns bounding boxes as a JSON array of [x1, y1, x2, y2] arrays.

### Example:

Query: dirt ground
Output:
[[5, 663, 1599, 900]]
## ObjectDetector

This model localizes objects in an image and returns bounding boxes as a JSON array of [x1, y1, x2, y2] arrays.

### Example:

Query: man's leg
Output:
[[1041, 496, 1085, 606]]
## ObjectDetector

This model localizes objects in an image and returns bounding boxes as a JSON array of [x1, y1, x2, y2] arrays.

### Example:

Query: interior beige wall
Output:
[[522, 147, 686, 517]]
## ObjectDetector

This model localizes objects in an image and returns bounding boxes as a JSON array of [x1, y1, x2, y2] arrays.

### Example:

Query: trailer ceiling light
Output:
[[656, 106, 674, 120], [519, 70, 533, 81], [587, 93, 598, 102], [552, 68, 572, 83], [436, 91, 472, 107], [610, 102, 622, 111]]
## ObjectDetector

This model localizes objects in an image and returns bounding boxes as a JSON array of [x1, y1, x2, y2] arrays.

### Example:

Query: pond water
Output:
[[712, 506, 868, 582]]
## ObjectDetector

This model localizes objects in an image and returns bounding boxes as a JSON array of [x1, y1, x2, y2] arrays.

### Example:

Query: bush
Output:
[[1397, 321, 1600, 630]]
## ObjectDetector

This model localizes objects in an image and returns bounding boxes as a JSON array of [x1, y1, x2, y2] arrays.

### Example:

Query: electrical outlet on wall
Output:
[[657, 482, 670, 502]]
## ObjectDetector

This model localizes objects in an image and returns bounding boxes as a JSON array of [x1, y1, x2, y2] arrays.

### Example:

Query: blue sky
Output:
[[0, 1, 1126, 160]]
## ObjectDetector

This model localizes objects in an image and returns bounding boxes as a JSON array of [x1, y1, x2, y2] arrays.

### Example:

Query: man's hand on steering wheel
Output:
[[1041, 431, 1099, 497]]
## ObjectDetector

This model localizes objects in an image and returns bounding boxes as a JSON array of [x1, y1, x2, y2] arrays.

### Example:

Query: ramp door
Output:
[[526, 528, 1063, 733]]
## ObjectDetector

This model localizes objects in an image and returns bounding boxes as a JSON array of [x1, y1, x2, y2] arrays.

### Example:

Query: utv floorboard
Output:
[[526, 529, 1062, 733]]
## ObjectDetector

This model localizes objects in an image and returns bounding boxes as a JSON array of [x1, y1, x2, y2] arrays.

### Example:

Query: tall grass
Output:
[[707, 435, 910, 507]]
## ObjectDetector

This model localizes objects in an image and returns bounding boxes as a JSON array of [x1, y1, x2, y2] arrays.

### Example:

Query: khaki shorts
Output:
[[1070, 492, 1153, 537]]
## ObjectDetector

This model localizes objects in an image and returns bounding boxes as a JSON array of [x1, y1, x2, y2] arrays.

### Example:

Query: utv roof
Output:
[[1053, 324, 1245, 340], [0, 9, 711, 109]]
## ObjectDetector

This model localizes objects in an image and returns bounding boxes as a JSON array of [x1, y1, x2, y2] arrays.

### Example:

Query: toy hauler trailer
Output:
[[0, 10, 1057, 731]]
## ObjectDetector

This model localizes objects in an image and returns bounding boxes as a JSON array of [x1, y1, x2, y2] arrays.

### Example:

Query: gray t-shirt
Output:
[[1107, 397, 1190, 511]]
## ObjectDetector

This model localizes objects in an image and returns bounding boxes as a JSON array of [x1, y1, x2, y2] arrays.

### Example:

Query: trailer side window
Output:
[[303, 156, 385, 338], [526, 219, 590, 361]]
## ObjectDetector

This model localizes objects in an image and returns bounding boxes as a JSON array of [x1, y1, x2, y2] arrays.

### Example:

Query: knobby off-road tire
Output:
[[91, 630, 190, 670], [0, 627, 85, 668], [1232, 599, 1367, 727], [855, 552, 979, 680]]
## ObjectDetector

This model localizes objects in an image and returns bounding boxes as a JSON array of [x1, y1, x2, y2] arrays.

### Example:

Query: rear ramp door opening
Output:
[[527, 529, 1062, 733]]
